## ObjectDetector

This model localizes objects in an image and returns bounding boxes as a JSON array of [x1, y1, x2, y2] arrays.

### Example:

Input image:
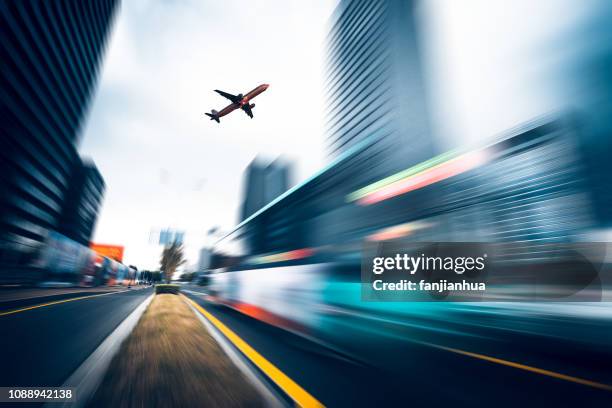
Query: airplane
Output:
[[205, 83, 269, 123]]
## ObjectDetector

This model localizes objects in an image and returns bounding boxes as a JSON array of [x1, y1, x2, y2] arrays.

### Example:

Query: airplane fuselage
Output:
[[216, 84, 269, 119]]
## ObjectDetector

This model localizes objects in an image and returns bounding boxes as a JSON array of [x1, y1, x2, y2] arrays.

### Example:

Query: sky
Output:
[[80, 0, 338, 270]]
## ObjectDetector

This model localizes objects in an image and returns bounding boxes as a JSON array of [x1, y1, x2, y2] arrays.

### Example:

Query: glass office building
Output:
[[325, 0, 434, 179], [0, 1, 118, 282], [58, 158, 105, 246]]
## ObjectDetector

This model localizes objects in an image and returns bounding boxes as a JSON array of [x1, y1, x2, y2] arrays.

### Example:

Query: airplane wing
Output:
[[214, 90, 240, 103], [241, 104, 254, 118]]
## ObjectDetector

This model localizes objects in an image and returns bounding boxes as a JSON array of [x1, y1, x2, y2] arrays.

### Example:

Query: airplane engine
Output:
[[250, 103, 255, 109]]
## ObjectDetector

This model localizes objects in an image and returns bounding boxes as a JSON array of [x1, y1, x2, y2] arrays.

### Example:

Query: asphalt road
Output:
[[1, 284, 610, 407], [0, 287, 124, 312], [184, 289, 612, 407], [0, 287, 153, 388]]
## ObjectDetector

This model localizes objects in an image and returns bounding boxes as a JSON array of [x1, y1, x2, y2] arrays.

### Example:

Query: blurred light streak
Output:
[[220, 299, 307, 333], [353, 148, 491, 206], [249, 248, 315, 265], [366, 221, 433, 241], [346, 149, 461, 202]]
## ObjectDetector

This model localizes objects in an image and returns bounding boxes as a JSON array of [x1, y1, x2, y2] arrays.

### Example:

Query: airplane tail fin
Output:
[[205, 110, 220, 123]]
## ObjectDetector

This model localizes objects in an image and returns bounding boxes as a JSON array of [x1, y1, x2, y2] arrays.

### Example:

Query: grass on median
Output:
[[90, 293, 263, 407]]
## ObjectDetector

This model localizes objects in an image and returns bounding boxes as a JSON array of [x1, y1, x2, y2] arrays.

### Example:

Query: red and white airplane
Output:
[[205, 83, 269, 123]]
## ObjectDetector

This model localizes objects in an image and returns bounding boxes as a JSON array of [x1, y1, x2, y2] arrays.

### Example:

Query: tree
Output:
[[139, 270, 161, 283], [159, 241, 186, 283]]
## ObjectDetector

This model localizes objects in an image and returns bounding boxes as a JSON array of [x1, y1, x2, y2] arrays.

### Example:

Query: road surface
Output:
[[0, 287, 153, 388], [1, 284, 610, 407], [183, 287, 612, 407]]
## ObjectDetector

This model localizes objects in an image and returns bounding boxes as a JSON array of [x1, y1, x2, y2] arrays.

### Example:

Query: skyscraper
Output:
[[263, 160, 291, 205], [240, 158, 292, 222], [0, 1, 118, 282], [240, 160, 266, 222], [325, 0, 434, 176], [58, 158, 105, 246]]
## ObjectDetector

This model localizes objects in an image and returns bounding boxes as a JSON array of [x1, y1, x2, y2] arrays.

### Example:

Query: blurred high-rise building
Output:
[[264, 160, 291, 205], [58, 159, 105, 246], [0, 1, 118, 282], [240, 159, 292, 222], [325, 0, 434, 177], [241, 160, 266, 222], [558, 4, 612, 229], [197, 247, 211, 272]]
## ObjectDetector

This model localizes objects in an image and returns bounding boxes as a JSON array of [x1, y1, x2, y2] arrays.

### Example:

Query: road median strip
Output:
[[89, 291, 265, 407]]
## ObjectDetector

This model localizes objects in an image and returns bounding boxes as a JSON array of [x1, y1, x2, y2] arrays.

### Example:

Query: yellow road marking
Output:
[[181, 294, 324, 408], [430, 343, 612, 392], [0, 291, 126, 317]]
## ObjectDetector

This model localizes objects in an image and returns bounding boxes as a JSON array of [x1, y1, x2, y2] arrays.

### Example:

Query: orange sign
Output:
[[90, 243, 124, 262]]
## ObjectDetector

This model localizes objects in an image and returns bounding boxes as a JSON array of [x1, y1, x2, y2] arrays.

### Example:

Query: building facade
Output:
[[58, 159, 105, 246], [325, 0, 435, 177], [240, 158, 291, 222], [0, 0, 118, 282], [197, 247, 211, 272]]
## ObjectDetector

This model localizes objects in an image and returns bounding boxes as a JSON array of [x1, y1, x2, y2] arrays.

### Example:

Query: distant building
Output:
[[325, 0, 435, 176], [59, 159, 105, 246], [0, 1, 118, 282], [197, 247, 211, 272], [240, 160, 266, 222], [158, 229, 185, 245], [264, 160, 291, 204], [240, 158, 291, 221]]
